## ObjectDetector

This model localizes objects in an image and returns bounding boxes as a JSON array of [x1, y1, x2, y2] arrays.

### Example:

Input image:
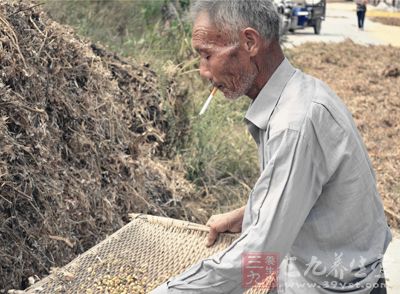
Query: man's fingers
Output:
[[206, 227, 218, 247], [205, 216, 218, 247], [206, 216, 214, 227]]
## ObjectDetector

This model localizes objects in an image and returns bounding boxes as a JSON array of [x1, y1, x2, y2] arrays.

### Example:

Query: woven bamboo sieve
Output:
[[26, 214, 273, 293]]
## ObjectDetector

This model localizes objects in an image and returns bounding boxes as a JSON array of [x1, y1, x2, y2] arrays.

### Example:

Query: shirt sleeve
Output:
[[150, 127, 329, 294]]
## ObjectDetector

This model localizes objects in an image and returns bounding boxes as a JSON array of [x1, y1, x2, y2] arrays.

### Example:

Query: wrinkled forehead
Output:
[[191, 12, 235, 49]]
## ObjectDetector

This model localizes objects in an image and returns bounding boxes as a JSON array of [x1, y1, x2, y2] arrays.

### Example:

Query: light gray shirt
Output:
[[151, 59, 392, 294]]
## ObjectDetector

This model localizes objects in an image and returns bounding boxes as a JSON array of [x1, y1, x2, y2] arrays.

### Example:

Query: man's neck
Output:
[[247, 41, 285, 101]]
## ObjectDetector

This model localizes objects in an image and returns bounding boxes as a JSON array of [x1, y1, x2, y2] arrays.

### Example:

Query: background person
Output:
[[356, 0, 368, 30]]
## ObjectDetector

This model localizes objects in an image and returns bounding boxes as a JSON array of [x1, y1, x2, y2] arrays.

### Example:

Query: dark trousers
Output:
[[357, 10, 366, 28]]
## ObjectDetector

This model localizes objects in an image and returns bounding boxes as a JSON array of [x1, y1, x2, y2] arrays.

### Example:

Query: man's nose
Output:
[[199, 61, 212, 81]]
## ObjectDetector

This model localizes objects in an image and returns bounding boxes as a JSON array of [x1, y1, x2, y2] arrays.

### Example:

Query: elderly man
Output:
[[151, 0, 392, 293]]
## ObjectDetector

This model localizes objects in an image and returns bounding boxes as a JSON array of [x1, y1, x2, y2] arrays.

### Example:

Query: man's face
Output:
[[191, 13, 257, 100]]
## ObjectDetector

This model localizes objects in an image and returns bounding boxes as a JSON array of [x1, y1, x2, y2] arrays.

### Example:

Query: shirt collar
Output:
[[244, 58, 296, 130]]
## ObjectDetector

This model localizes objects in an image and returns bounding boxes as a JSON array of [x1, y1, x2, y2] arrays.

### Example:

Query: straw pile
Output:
[[370, 16, 400, 26], [0, 0, 196, 290], [288, 40, 400, 229]]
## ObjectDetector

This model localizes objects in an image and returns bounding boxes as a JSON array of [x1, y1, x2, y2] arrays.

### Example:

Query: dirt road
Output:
[[284, 2, 400, 47]]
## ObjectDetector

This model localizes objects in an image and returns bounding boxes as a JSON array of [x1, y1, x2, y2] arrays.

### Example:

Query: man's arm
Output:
[[151, 127, 329, 293]]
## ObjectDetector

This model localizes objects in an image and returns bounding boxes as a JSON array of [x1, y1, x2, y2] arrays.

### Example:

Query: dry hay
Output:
[[0, 0, 197, 291], [287, 39, 400, 229], [370, 16, 400, 26]]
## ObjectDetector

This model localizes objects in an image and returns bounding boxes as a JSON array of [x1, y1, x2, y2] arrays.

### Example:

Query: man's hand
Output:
[[205, 206, 246, 247]]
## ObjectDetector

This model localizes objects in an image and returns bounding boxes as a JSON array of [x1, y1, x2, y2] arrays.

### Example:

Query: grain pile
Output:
[[287, 40, 400, 229], [0, 0, 196, 290], [89, 269, 163, 294]]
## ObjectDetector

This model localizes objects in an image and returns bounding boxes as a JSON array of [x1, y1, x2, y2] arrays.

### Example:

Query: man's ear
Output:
[[241, 27, 262, 57]]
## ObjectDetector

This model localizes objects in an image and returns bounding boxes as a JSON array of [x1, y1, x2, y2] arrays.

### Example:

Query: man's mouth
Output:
[[211, 82, 228, 94]]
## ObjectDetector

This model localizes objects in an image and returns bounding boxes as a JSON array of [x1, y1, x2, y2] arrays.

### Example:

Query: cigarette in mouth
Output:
[[199, 87, 218, 116]]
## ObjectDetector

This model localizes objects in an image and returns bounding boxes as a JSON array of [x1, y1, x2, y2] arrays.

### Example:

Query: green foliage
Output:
[[44, 0, 193, 64], [186, 92, 257, 183], [187, 99, 259, 211]]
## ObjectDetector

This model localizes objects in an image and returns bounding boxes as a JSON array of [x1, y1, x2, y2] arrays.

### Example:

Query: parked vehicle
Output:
[[276, 0, 326, 35], [276, 0, 293, 35]]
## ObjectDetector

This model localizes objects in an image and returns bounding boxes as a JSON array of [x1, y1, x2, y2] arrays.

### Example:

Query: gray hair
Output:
[[190, 0, 281, 42]]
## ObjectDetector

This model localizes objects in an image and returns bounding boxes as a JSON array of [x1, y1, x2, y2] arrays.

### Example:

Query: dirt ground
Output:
[[287, 40, 400, 230], [367, 6, 400, 43]]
